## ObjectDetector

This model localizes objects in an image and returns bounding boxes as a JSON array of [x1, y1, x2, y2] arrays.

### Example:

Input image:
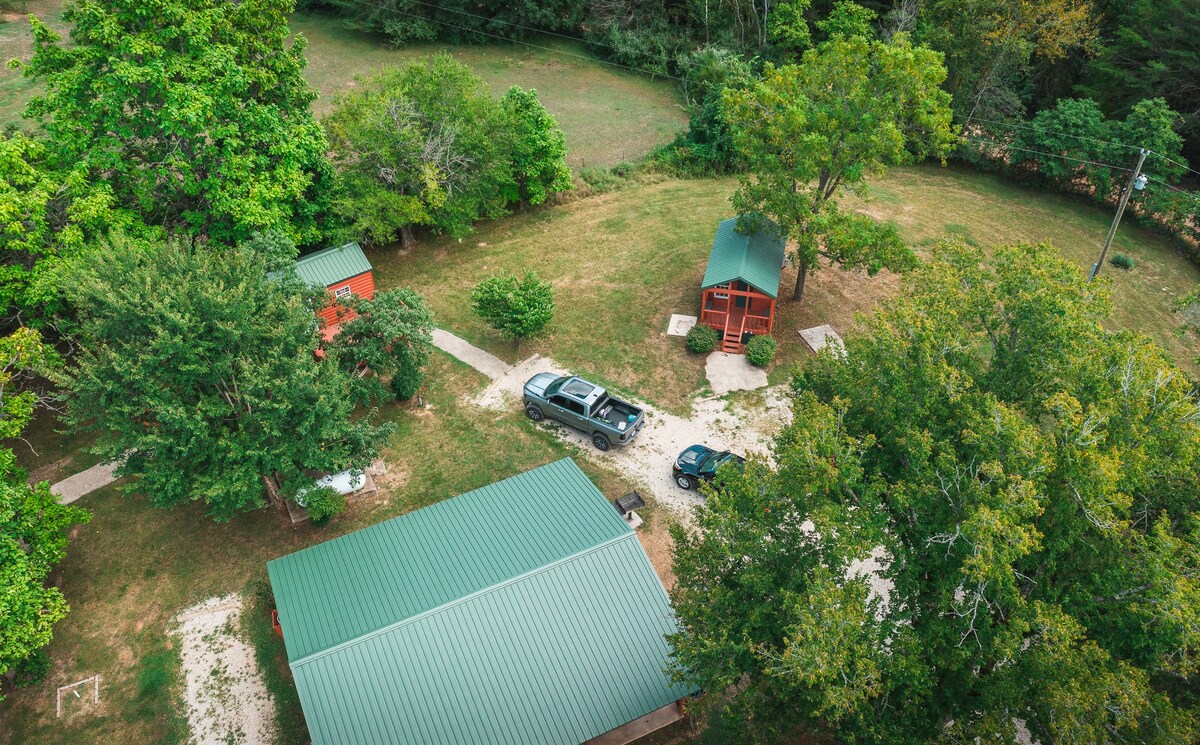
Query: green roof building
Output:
[[267, 459, 691, 745], [699, 217, 786, 353]]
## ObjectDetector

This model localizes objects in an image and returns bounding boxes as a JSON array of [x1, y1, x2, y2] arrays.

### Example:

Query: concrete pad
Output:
[[799, 324, 846, 357], [51, 460, 122, 504], [431, 328, 511, 381], [705, 351, 769, 396], [666, 314, 697, 337]]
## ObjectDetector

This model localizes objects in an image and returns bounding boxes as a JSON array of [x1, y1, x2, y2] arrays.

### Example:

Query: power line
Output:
[[1143, 174, 1200, 198], [961, 135, 1135, 174], [965, 115, 1200, 183], [964, 113, 1142, 152], [323, 0, 684, 82], [1147, 151, 1200, 182]]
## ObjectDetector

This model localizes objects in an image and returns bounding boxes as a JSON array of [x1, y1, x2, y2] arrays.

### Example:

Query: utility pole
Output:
[[1090, 148, 1149, 281]]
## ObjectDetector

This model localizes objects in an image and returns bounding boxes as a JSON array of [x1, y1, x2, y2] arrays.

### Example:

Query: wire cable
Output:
[[961, 135, 1135, 174], [965, 115, 1200, 182], [321, 0, 684, 82], [964, 115, 1144, 154]]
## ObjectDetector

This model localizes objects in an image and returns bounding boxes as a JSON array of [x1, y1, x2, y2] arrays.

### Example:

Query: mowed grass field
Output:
[[0, 5, 687, 167], [369, 163, 1200, 415]]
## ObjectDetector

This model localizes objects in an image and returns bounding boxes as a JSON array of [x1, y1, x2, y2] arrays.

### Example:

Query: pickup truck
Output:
[[523, 373, 644, 450]]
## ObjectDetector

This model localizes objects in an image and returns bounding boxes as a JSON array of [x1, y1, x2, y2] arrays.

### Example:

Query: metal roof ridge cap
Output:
[[289, 530, 638, 668]]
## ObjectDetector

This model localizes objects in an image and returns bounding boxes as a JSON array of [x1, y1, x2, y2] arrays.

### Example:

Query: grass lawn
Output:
[[0, 353, 647, 744], [293, 14, 687, 168], [369, 165, 1199, 417], [0, 5, 687, 168]]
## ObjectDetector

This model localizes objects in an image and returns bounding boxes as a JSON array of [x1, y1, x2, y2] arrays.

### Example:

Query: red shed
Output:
[[293, 242, 376, 336], [699, 217, 786, 353]]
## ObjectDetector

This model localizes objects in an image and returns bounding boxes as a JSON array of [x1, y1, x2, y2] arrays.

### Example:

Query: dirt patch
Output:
[[171, 595, 276, 745], [637, 516, 678, 592]]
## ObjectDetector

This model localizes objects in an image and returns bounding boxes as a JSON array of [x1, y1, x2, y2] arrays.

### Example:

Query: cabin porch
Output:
[[700, 283, 776, 353]]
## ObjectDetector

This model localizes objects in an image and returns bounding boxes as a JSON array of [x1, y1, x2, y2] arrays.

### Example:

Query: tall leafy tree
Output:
[[22, 0, 335, 245], [325, 288, 435, 405], [1078, 0, 1200, 163], [61, 235, 392, 522], [920, 0, 1097, 121], [0, 328, 89, 696], [325, 55, 518, 247], [670, 242, 1200, 743], [724, 32, 954, 302], [500, 87, 573, 207], [0, 131, 139, 322]]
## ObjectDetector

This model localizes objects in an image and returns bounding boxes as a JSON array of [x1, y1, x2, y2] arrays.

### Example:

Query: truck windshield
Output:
[[545, 377, 567, 396]]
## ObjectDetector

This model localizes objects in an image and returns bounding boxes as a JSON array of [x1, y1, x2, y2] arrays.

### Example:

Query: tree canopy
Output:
[[23, 0, 335, 245], [670, 242, 1200, 743], [61, 234, 393, 521], [724, 32, 955, 301], [0, 328, 89, 696], [325, 55, 571, 247], [325, 288, 435, 405]]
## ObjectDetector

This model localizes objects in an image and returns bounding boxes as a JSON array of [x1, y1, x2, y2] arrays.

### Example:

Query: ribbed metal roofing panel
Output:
[[699, 216, 787, 298], [267, 459, 633, 663], [293, 241, 373, 288], [289, 536, 688, 745], [268, 459, 689, 745]]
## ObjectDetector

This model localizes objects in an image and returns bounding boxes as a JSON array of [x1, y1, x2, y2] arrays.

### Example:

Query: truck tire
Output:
[[525, 405, 544, 422], [592, 433, 611, 451], [675, 474, 694, 490]]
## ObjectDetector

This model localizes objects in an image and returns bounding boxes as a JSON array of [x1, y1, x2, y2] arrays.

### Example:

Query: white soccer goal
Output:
[[56, 675, 100, 718]]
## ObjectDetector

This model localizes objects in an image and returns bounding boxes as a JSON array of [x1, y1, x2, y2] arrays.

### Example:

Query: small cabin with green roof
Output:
[[292, 241, 376, 338], [699, 217, 786, 353], [267, 458, 693, 745]]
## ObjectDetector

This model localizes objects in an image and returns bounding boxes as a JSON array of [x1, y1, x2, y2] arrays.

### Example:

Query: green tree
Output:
[[670, 242, 1200, 743], [500, 87, 573, 206], [0, 131, 140, 322], [325, 55, 516, 247], [724, 33, 954, 302], [0, 328, 89, 697], [22, 0, 335, 245], [61, 236, 392, 522], [1078, 0, 1200, 163], [920, 0, 1097, 121], [325, 288, 435, 405], [471, 271, 556, 344]]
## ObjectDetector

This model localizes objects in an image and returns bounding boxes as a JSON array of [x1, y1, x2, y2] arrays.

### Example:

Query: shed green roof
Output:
[[293, 242, 372, 288], [267, 459, 690, 745], [700, 217, 787, 298]]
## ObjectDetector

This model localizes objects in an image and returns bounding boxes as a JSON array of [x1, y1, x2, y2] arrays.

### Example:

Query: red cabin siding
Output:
[[316, 271, 376, 326]]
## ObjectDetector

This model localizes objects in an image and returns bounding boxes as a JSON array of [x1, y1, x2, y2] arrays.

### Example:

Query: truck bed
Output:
[[594, 397, 641, 430]]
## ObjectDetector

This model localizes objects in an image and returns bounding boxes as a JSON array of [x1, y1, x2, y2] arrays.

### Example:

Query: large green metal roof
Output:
[[267, 459, 690, 745], [293, 241, 372, 288], [700, 216, 787, 298]]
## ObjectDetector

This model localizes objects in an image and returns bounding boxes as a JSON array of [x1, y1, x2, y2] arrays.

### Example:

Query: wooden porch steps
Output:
[[721, 328, 742, 354]]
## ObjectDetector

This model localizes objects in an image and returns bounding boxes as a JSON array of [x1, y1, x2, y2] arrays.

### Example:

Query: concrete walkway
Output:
[[51, 460, 121, 504], [432, 329, 511, 381]]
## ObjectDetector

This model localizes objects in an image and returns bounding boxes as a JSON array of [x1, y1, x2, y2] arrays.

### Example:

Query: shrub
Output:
[[745, 335, 777, 366], [302, 485, 346, 524], [471, 271, 555, 343], [390, 365, 423, 401], [12, 650, 51, 688], [686, 323, 719, 353], [1110, 252, 1136, 270]]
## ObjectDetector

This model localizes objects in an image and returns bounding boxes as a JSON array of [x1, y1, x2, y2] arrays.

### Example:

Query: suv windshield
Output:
[[700, 451, 731, 472]]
